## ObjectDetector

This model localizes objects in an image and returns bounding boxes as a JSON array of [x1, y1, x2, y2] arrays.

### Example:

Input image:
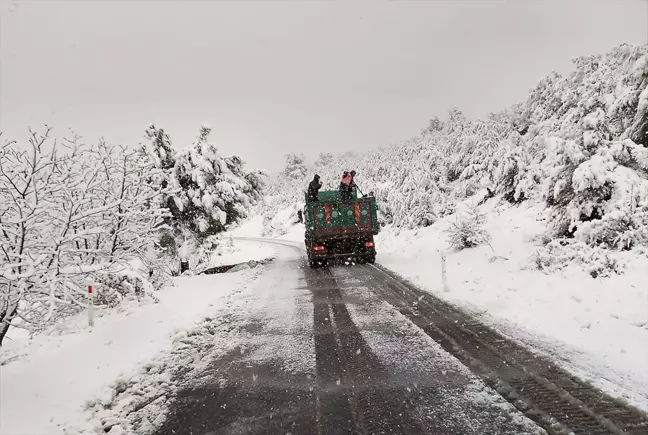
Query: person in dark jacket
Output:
[[307, 174, 322, 201]]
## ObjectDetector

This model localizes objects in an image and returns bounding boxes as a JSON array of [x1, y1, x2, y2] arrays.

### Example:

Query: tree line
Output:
[[0, 124, 265, 346]]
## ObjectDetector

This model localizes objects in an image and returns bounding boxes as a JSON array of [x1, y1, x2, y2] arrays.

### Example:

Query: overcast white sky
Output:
[[1, 0, 646, 172]]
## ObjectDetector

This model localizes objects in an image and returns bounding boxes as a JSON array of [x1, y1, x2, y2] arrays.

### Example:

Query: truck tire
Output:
[[309, 259, 323, 269], [367, 255, 376, 264]]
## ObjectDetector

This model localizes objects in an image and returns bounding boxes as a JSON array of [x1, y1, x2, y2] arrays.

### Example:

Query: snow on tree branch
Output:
[[0, 128, 172, 345]]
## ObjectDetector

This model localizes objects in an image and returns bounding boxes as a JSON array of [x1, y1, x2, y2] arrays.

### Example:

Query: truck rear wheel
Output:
[[309, 259, 326, 269]]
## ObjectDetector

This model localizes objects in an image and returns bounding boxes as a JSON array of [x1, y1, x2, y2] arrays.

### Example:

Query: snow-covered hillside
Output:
[[264, 43, 648, 273], [258, 43, 648, 408]]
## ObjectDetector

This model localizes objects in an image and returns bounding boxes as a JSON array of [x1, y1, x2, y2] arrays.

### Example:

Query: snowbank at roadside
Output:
[[209, 231, 275, 267], [0, 237, 274, 435], [376, 200, 648, 411], [279, 222, 305, 244], [228, 214, 265, 238]]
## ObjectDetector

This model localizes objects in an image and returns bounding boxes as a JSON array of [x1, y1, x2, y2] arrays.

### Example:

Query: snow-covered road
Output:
[[151, 239, 648, 435], [152, 240, 542, 435], [4, 238, 646, 435]]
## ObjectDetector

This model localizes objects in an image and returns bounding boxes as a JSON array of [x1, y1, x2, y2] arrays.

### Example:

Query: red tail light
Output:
[[312, 245, 325, 252], [364, 241, 374, 248]]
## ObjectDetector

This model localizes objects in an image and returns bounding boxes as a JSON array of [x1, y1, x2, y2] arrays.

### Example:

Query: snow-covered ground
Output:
[[0, 238, 276, 435], [380, 203, 648, 411], [270, 201, 648, 411], [227, 214, 266, 239], [209, 227, 276, 267], [2, 199, 645, 435]]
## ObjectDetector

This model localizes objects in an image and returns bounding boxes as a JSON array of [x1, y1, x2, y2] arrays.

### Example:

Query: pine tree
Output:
[[283, 153, 308, 180]]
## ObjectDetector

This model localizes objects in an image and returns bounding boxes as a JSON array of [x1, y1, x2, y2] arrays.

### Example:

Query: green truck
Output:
[[303, 188, 380, 268]]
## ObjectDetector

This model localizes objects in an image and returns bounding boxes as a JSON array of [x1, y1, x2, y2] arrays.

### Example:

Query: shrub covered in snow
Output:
[[446, 205, 492, 250], [532, 239, 624, 278]]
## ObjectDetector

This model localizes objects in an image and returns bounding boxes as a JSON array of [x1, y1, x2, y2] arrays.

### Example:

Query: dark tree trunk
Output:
[[631, 116, 648, 147], [0, 305, 18, 347], [180, 260, 189, 274]]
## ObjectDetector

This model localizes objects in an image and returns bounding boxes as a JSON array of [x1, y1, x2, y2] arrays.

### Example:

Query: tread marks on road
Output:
[[304, 264, 424, 435], [309, 268, 356, 435], [360, 263, 648, 435]]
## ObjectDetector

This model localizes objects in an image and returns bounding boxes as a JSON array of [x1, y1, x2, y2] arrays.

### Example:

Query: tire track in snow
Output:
[[153, 249, 319, 435], [329, 265, 544, 435], [304, 265, 424, 434]]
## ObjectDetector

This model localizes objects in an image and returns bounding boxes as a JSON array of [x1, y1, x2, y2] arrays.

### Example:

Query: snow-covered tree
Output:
[[283, 153, 308, 180], [314, 152, 334, 169], [143, 124, 175, 171], [163, 126, 264, 246], [423, 116, 444, 134], [0, 128, 171, 345]]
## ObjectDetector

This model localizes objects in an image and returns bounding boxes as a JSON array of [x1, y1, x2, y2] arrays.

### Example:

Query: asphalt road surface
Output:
[[153, 239, 648, 435]]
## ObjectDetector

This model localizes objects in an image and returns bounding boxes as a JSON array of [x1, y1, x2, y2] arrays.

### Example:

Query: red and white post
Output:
[[87, 279, 95, 328]]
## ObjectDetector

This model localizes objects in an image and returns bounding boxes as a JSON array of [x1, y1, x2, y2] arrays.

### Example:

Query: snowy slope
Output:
[[377, 200, 648, 410], [264, 44, 648, 261]]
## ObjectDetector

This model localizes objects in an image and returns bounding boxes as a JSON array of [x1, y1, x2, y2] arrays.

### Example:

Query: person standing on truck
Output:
[[339, 170, 357, 201], [307, 174, 322, 201], [349, 170, 358, 198], [340, 171, 349, 185], [339, 171, 349, 199]]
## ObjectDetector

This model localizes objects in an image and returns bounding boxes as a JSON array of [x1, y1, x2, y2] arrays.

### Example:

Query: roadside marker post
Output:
[[87, 279, 95, 328], [441, 251, 449, 292]]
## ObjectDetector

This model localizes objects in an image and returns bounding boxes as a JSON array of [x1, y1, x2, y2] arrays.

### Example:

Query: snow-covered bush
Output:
[[445, 205, 492, 250], [188, 235, 222, 272], [576, 207, 648, 250], [93, 263, 159, 308], [532, 239, 624, 278]]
